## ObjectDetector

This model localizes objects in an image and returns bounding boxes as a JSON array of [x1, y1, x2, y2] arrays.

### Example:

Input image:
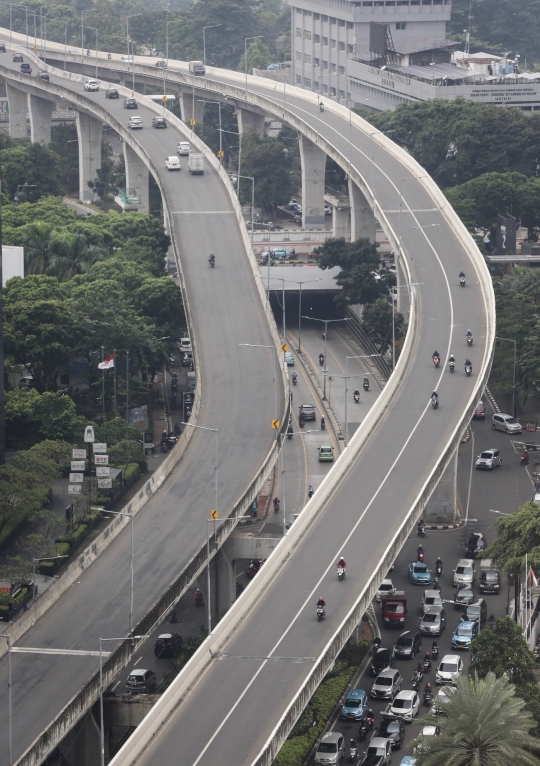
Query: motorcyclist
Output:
[[194, 588, 203, 605], [431, 390, 439, 405], [466, 329, 472, 339], [292, 372, 297, 385], [316, 596, 326, 608], [417, 545, 424, 556], [273, 497, 280, 512], [353, 388, 360, 399], [107, 52, 112, 59], [308, 484, 314, 498], [363, 376, 369, 388], [417, 519, 425, 532], [320, 416, 326, 430], [319, 353, 324, 365], [287, 422, 293, 434], [459, 271, 465, 279], [435, 556, 443, 570], [86, 48, 91, 55], [522, 449, 530, 464], [449, 354, 455, 364], [432, 350, 440, 360], [337, 556, 347, 570], [161, 430, 168, 444], [465, 358, 472, 371]]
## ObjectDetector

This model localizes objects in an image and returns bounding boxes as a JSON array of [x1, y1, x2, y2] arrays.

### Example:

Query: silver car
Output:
[[371, 667, 402, 700], [419, 605, 446, 636], [475, 448, 502, 470], [491, 413, 522, 434], [421, 589, 442, 614]]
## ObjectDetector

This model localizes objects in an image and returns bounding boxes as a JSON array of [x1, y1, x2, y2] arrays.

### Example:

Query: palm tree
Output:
[[46, 232, 105, 281], [23, 221, 56, 274], [411, 672, 540, 766]]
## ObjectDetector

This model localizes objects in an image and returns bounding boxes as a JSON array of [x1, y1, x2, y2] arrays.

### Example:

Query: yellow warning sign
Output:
[[190, 118, 196, 126], [210, 509, 218, 520], [217, 150, 224, 158], [281, 343, 288, 353], [272, 419, 280, 429]]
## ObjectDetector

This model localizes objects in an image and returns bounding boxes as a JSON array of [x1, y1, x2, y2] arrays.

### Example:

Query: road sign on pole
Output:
[[217, 150, 224, 158], [281, 343, 288, 353], [190, 119, 196, 126], [211, 510, 218, 520], [272, 419, 280, 429]]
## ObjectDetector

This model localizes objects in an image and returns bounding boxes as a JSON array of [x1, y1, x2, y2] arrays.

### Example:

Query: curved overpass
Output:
[[0, 37, 495, 766], [0, 44, 286, 766]]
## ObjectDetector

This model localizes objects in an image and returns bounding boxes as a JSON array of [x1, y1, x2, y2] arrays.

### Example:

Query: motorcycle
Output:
[[363, 378, 369, 391], [299, 417, 305, 429], [358, 721, 368, 742], [431, 642, 439, 660], [435, 562, 443, 576], [348, 740, 358, 762], [292, 373, 297, 386], [321, 417, 326, 431], [365, 711, 374, 731], [417, 551, 425, 562], [411, 669, 423, 691], [521, 452, 530, 466], [449, 359, 455, 373], [316, 604, 326, 621], [287, 427, 293, 440], [465, 363, 472, 377], [423, 689, 433, 707], [417, 524, 426, 538], [459, 275, 466, 287], [161, 440, 168, 453], [337, 566, 345, 582], [169, 608, 178, 623], [194, 591, 204, 608], [209, 256, 215, 268], [433, 355, 440, 368], [431, 396, 439, 409], [423, 656, 432, 673], [169, 355, 175, 368], [467, 335, 473, 347], [433, 577, 440, 592], [319, 354, 325, 367], [353, 392, 360, 404], [273, 498, 280, 513], [319, 102, 324, 112]]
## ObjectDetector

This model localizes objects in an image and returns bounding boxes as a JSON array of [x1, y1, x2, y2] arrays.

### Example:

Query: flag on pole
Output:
[[530, 566, 538, 589], [98, 352, 115, 370]]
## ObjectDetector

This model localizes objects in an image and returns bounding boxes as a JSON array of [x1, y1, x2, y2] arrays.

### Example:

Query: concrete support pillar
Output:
[[424, 449, 458, 524], [76, 111, 102, 203], [119, 76, 145, 94], [215, 537, 236, 619], [6, 82, 28, 139], [28, 93, 54, 144], [349, 179, 376, 242], [237, 108, 265, 137], [0, 78, 7, 97], [59, 711, 101, 766], [123, 142, 150, 214], [179, 90, 205, 127], [332, 204, 349, 239], [299, 135, 326, 229]]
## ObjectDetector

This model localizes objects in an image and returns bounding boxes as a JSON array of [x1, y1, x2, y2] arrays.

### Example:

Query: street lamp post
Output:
[[392, 282, 422, 369], [181, 423, 218, 634], [276, 277, 323, 353], [198, 99, 223, 158], [344, 355, 381, 446], [244, 36, 263, 100], [100, 508, 134, 635], [32, 555, 68, 603], [496, 336, 517, 418], [220, 128, 242, 199], [301, 316, 350, 399], [1, 633, 12, 766], [239, 343, 277, 428], [238, 175, 255, 244], [81, 8, 93, 55], [203, 24, 221, 67]]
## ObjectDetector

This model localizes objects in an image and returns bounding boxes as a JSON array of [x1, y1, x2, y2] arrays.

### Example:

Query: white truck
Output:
[[189, 60, 205, 76], [188, 153, 205, 175]]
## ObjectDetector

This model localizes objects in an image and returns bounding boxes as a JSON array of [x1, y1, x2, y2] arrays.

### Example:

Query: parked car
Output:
[[84, 79, 99, 91], [473, 400, 486, 420], [451, 620, 478, 650], [126, 668, 157, 693], [284, 351, 294, 366], [165, 156, 181, 171], [314, 732, 345, 766], [154, 633, 183, 658], [491, 412, 522, 434], [376, 579, 396, 603], [152, 116, 167, 128], [408, 561, 432, 585], [123, 97, 138, 109], [419, 605, 446, 636], [377, 712, 405, 749], [340, 688, 368, 721], [299, 403, 316, 421], [106, 87, 119, 98], [475, 448, 502, 470], [36, 70, 49, 80], [155, 59, 167, 69], [20, 62, 32, 74], [371, 646, 395, 676], [436, 654, 463, 685], [12, 52, 23, 61], [371, 668, 402, 700], [177, 141, 191, 155], [318, 445, 334, 463], [393, 630, 422, 659], [128, 116, 143, 129], [389, 690, 420, 722]]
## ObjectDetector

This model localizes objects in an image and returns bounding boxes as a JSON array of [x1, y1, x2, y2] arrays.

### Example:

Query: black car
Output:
[[37, 71, 49, 81], [466, 531, 487, 558], [393, 630, 422, 659], [152, 116, 167, 128], [123, 97, 138, 109], [371, 647, 395, 676], [0, 43, 6, 52], [299, 404, 316, 421], [182, 351, 193, 367], [106, 88, 119, 99], [454, 584, 475, 610], [376, 713, 405, 750], [154, 633, 183, 658], [479, 568, 501, 594], [12, 52, 23, 62]]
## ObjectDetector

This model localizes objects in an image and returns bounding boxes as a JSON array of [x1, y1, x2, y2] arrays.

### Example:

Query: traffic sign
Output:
[[162, 95, 168, 103], [211, 510, 218, 520], [281, 343, 288, 353], [190, 118, 196, 126], [217, 150, 224, 158], [272, 419, 280, 429], [33, 45, 37, 51], [84, 426, 95, 443]]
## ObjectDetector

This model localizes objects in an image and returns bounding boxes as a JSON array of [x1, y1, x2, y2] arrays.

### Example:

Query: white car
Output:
[[376, 579, 396, 603], [128, 116, 143, 129], [84, 79, 99, 91], [436, 654, 463, 685], [121, 55, 134, 62], [177, 141, 191, 156], [415, 725, 441, 754], [475, 448, 502, 470], [430, 684, 457, 716], [165, 156, 181, 171], [389, 689, 420, 721]]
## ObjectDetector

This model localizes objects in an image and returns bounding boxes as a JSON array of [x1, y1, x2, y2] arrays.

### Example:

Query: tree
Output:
[[362, 298, 403, 350], [0, 464, 49, 535], [16, 510, 67, 562], [483, 501, 540, 575], [237, 130, 294, 212], [238, 38, 273, 73], [132, 277, 185, 338], [23, 221, 57, 274], [1, 142, 62, 200], [50, 123, 80, 194], [46, 232, 106, 281], [470, 617, 538, 690], [5, 389, 89, 448], [315, 237, 384, 306], [410, 671, 540, 766]]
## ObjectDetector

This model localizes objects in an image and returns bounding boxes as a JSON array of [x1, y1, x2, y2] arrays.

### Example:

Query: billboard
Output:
[[496, 214, 517, 255], [369, 23, 386, 56], [3, 246, 24, 286]]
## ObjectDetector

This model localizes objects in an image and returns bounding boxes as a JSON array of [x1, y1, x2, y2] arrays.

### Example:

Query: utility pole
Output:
[[0, 152, 4, 463]]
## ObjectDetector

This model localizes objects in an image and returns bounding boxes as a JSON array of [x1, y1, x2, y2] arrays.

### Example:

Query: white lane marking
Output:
[[133, 655, 143, 666], [171, 211, 234, 214], [464, 426, 475, 524], [10, 647, 109, 656]]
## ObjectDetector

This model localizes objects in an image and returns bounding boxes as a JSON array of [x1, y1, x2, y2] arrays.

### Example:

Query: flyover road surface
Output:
[[78, 57, 494, 766], [0, 49, 283, 763]]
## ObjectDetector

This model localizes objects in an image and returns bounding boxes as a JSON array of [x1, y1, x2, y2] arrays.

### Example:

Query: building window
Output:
[[296, 7, 302, 12], [330, 16, 336, 23], [396, 21, 406, 28], [339, 41, 345, 50], [322, 59, 328, 68], [296, 27, 302, 37], [386, 2, 395, 5], [304, 77, 312, 87], [314, 12, 320, 18], [362, 2, 373, 5], [304, 53, 311, 63], [421, 0, 431, 3], [374, 1, 384, 5], [330, 62, 336, 72], [314, 57, 320, 66], [410, 1, 419, 4], [331, 86, 336, 96], [347, 43, 354, 53], [296, 51, 302, 60], [433, 0, 442, 4], [339, 89, 345, 99], [303, 10, 312, 15], [347, 21, 354, 28], [322, 84, 328, 93], [397, 1, 409, 4], [331, 38, 337, 47], [339, 65, 345, 73], [304, 30, 311, 40], [322, 14, 328, 20], [339, 19, 345, 25], [296, 75, 302, 84], [323, 36, 329, 45], [314, 33, 320, 42]]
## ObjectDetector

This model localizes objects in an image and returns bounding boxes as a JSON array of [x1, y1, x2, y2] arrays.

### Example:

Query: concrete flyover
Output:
[[0, 44, 288, 766], [22, 42, 496, 766], [0, 36, 495, 766]]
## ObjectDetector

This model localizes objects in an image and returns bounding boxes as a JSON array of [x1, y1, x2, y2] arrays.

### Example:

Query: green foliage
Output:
[[238, 38, 273, 72], [109, 440, 148, 471], [2, 142, 62, 200], [470, 617, 538, 690], [364, 99, 540, 188], [0, 463, 49, 536], [124, 462, 142, 486], [315, 238, 383, 306], [238, 130, 294, 211], [26, 441, 73, 474], [410, 671, 540, 766], [362, 298, 403, 349], [5, 389, 90, 448], [483, 501, 540, 575]]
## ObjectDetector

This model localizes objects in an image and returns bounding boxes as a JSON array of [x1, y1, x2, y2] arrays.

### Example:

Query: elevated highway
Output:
[[0, 35, 495, 766]]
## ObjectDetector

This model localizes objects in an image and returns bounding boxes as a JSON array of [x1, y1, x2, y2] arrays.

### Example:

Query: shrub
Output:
[[124, 462, 141, 488]]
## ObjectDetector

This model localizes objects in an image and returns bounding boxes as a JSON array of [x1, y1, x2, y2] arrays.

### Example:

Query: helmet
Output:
[[319, 595, 323, 600]]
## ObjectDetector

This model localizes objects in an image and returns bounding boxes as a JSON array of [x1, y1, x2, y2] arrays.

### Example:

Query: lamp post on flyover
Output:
[[239, 343, 277, 430], [344, 354, 381, 447], [0, 633, 12, 765], [181, 423, 218, 634], [86, 26, 98, 79], [98, 508, 135, 636], [238, 175, 255, 244], [197, 99, 223, 159], [392, 282, 423, 370], [496, 336, 517, 418], [369, 129, 395, 209], [203, 24, 221, 67], [398, 175, 428, 251], [244, 36, 263, 101], [273, 277, 323, 354], [220, 128, 242, 200], [124, 13, 142, 58], [80, 8, 93, 55], [301, 316, 351, 400], [279, 429, 318, 535]]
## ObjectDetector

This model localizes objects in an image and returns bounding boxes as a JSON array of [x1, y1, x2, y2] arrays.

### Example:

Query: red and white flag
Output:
[[98, 352, 115, 370], [530, 566, 538, 589]]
